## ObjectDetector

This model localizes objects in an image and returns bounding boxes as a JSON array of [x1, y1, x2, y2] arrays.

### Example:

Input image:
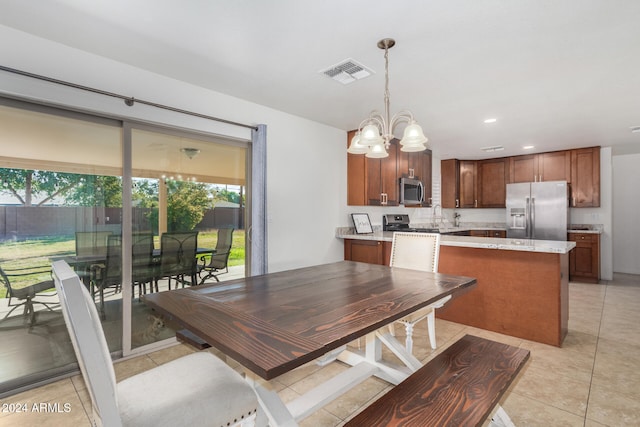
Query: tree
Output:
[[65, 175, 122, 207], [0, 168, 83, 206], [166, 180, 209, 231], [211, 187, 244, 205]]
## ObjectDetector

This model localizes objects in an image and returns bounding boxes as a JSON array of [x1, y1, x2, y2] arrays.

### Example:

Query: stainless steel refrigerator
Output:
[[506, 181, 570, 241]]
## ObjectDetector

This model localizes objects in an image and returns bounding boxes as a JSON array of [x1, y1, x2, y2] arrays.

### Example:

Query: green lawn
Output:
[[0, 229, 246, 298]]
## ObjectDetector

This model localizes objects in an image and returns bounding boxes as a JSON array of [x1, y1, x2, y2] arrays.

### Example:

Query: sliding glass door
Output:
[[0, 97, 252, 394]]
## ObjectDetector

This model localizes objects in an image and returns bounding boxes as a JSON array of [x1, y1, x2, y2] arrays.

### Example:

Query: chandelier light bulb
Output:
[[347, 131, 369, 154], [360, 124, 384, 146], [366, 142, 389, 158]]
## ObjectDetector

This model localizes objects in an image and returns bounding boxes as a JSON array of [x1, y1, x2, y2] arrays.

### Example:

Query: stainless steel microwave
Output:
[[399, 177, 424, 206]]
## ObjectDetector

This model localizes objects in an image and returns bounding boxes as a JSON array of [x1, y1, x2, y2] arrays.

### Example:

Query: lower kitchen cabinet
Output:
[[568, 232, 600, 283], [344, 239, 391, 265]]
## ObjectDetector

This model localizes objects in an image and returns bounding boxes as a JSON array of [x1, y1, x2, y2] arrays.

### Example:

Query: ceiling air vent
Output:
[[482, 145, 505, 153], [319, 59, 373, 85]]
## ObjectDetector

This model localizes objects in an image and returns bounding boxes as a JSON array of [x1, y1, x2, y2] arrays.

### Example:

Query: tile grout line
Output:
[[582, 278, 608, 427]]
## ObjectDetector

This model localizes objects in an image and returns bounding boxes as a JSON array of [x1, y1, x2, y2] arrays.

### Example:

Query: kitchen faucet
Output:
[[431, 204, 442, 227]]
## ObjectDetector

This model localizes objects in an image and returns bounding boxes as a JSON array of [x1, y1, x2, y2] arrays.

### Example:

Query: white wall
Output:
[[612, 153, 640, 274], [0, 25, 347, 273]]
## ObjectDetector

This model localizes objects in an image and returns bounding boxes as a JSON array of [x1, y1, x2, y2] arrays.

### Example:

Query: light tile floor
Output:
[[1, 273, 639, 426]]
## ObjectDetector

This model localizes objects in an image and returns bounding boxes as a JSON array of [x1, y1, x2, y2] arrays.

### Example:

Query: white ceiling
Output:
[[2, 0, 640, 159]]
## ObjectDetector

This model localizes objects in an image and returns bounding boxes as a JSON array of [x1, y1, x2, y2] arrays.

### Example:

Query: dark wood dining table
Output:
[[142, 260, 476, 426]]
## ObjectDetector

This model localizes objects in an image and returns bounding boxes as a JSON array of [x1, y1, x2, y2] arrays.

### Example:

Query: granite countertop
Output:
[[567, 224, 603, 234], [336, 227, 577, 254]]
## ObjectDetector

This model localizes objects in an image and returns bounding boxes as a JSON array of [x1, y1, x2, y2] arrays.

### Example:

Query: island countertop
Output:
[[336, 228, 576, 254]]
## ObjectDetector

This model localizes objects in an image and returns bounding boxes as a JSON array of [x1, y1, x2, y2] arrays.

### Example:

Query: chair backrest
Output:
[[101, 235, 123, 286], [76, 231, 113, 257], [160, 231, 198, 276], [209, 228, 234, 269], [389, 232, 441, 272], [0, 267, 13, 297], [52, 260, 122, 427], [132, 232, 155, 281]]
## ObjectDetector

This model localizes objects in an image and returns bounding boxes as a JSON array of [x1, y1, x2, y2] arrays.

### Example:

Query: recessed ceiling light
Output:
[[523, 145, 535, 150], [631, 126, 640, 133], [484, 118, 497, 124]]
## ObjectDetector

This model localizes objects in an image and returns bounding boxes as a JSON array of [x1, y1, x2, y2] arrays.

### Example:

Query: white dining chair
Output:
[[388, 232, 451, 353], [52, 260, 260, 427]]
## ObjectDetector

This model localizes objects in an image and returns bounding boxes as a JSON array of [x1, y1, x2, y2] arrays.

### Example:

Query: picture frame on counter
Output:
[[351, 213, 373, 234]]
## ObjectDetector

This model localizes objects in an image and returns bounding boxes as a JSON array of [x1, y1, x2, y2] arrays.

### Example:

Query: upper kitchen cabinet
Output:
[[347, 130, 367, 206], [366, 139, 399, 205], [571, 147, 600, 207], [397, 148, 433, 206], [442, 158, 507, 208], [510, 150, 571, 183], [346, 131, 399, 206], [441, 159, 477, 208], [477, 158, 508, 208]]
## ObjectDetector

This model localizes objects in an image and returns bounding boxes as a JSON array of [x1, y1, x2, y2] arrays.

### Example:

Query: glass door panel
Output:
[[0, 101, 122, 394], [129, 127, 248, 351]]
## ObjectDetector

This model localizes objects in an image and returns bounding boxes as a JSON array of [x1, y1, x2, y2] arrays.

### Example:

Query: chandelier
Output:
[[347, 38, 428, 158]]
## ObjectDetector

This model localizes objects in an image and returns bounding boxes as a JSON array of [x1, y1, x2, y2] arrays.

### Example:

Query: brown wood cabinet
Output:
[[348, 131, 433, 207], [477, 158, 508, 207], [344, 239, 391, 265], [366, 140, 399, 205], [347, 130, 367, 206], [442, 159, 507, 208], [568, 232, 600, 283], [441, 159, 478, 208], [444, 147, 599, 209], [571, 147, 600, 207], [510, 151, 571, 183], [441, 159, 460, 208], [458, 160, 477, 208]]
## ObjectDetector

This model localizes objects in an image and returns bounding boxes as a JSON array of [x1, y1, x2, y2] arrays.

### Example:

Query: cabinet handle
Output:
[[455, 199, 459, 208], [572, 197, 576, 207], [474, 199, 478, 208]]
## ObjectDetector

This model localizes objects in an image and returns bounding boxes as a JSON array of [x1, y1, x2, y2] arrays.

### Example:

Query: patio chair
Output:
[[91, 235, 122, 317], [75, 231, 113, 285], [199, 228, 234, 283], [132, 232, 156, 296], [388, 232, 451, 353], [0, 264, 57, 327], [52, 260, 259, 427], [158, 231, 198, 289]]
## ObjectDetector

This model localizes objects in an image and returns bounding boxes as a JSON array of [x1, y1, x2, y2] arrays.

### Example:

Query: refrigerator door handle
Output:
[[530, 197, 536, 239], [525, 197, 530, 238]]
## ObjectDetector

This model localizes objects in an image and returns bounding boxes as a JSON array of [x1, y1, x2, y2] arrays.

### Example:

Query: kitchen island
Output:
[[337, 228, 576, 346]]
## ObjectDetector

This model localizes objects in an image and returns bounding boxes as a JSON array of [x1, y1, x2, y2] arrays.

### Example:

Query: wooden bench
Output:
[[345, 334, 530, 427]]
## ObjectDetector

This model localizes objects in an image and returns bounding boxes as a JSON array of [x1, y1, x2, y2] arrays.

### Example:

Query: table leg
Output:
[[244, 373, 297, 427]]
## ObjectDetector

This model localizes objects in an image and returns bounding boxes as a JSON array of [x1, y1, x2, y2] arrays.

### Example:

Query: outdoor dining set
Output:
[[1, 228, 234, 325]]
